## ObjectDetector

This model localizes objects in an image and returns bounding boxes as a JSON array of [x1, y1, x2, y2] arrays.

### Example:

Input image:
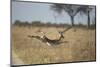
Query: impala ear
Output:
[[58, 31, 62, 35]]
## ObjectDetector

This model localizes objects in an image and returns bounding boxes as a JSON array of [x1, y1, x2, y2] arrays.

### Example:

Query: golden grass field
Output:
[[12, 26, 96, 65]]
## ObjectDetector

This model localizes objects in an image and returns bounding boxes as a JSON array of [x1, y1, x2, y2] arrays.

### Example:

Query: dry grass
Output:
[[12, 26, 96, 65]]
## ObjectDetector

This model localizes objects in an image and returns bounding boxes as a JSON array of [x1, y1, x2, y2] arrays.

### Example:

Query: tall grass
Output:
[[12, 26, 96, 65]]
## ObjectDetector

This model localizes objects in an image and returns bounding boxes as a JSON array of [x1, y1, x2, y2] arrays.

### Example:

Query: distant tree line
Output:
[[13, 20, 95, 29], [13, 20, 70, 27]]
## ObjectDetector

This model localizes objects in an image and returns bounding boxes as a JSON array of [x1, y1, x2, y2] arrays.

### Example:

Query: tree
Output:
[[14, 20, 22, 26], [78, 5, 93, 28], [50, 4, 80, 27]]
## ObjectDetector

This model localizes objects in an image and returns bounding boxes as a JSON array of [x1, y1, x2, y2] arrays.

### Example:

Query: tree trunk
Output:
[[87, 10, 90, 28], [71, 16, 74, 26], [70, 16, 76, 32]]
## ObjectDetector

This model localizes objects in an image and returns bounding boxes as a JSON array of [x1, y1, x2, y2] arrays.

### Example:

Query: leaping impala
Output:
[[28, 26, 72, 46]]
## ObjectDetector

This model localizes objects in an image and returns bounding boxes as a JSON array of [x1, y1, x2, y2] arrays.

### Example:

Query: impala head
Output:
[[40, 31, 46, 39], [58, 31, 64, 39]]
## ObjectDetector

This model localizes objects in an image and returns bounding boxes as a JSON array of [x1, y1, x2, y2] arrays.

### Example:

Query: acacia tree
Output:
[[78, 5, 94, 28], [50, 4, 80, 27]]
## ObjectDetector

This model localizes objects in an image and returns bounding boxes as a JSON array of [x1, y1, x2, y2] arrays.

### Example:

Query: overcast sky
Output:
[[12, 1, 96, 24]]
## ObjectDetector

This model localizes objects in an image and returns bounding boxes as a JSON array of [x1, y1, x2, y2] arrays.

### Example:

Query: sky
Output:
[[12, 1, 96, 25]]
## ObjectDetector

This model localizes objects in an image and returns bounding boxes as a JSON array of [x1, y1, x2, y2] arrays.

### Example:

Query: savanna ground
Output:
[[12, 25, 96, 65]]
